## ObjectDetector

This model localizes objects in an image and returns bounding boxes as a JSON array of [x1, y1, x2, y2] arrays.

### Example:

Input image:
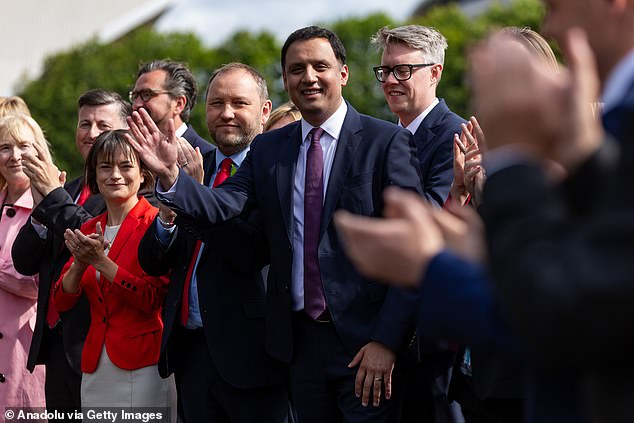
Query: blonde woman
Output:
[[0, 114, 51, 408]]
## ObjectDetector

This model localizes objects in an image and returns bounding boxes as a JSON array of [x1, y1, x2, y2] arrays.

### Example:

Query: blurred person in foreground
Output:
[[335, 0, 634, 418]]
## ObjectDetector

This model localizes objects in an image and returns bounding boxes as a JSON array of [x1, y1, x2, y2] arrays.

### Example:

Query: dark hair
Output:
[[84, 129, 154, 194], [207, 63, 269, 102], [281, 26, 347, 71], [137, 60, 197, 121], [78, 89, 131, 123]]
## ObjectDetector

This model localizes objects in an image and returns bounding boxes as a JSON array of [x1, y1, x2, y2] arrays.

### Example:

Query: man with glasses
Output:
[[372, 25, 466, 423], [372, 25, 463, 207], [131, 59, 213, 155]]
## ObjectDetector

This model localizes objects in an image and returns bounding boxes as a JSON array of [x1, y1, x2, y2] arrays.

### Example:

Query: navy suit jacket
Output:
[[414, 99, 465, 206], [159, 104, 423, 363], [183, 125, 213, 155], [138, 148, 286, 389]]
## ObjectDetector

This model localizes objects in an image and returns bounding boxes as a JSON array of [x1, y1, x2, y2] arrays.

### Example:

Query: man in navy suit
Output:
[[131, 59, 213, 154], [372, 24, 466, 423], [137, 63, 289, 423], [130, 26, 422, 423], [372, 25, 463, 207]]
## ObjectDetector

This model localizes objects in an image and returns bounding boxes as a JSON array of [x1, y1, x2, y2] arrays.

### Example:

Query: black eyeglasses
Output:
[[372, 63, 435, 83], [128, 88, 172, 102]]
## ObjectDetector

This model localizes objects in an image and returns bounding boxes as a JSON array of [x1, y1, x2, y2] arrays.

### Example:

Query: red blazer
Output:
[[53, 197, 169, 373]]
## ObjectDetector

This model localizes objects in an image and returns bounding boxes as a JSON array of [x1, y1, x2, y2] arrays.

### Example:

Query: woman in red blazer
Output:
[[53, 129, 170, 408]]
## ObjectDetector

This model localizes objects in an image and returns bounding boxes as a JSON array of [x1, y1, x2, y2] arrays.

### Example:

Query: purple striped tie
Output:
[[304, 127, 327, 319]]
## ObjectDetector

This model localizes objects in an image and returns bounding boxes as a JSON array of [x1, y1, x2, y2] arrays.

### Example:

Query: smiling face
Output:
[[205, 68, 271, 156], [76, 103, 127, 160], [282, 37, 348, 126], [0, 127, 33, 190], [380, 42, 441, 127], [95, 146, 144, 206]]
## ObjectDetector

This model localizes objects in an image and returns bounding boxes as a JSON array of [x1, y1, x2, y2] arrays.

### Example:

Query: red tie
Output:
[[180, 158, 234, 326], [76, 184, 91, 206]]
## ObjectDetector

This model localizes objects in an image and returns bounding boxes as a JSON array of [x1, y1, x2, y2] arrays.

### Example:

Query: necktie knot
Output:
[[213, 158, 234, 188], [309, 127, 324, 145]]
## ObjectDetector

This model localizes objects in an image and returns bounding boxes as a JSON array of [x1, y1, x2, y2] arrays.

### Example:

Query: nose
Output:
[[110, 166, 122, 179], [220, 104, 235, 120], [88, 123, 101, 141], [303, 67, 318, 84], [10, 146, 21, 161], [132, 96, 145, 111], [383, 69, 399, 84]]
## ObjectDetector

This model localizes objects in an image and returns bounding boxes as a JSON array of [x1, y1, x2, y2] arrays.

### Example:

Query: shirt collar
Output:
[[301, 98, 348, 142], [399, 98, 439, 134], [175, 122, 188, 138], [601, 48, 634, 113], [1, 188, 33, 210], [215, 146, 250, 170]]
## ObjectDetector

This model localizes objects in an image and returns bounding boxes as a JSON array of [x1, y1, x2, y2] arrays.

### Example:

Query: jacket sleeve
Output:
[[11, 220, 46, 277], [32, 187, 95, 238]]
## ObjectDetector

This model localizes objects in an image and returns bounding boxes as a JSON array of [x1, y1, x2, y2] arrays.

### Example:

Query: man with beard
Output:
[[137, 63, 290, 423], [131, 59, 213, 155]]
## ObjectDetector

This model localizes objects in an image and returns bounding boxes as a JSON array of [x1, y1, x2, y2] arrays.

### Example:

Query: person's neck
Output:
[[5, 181, 29, 204], [106, 196, 139, 226]]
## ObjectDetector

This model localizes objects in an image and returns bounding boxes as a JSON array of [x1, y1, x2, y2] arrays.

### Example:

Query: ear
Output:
[[431, 64, 444, 84], [173, 94, 187, 116], [282, 71, 289, 91], [340, 64, 350, 87], [261, 100, 273, 126]]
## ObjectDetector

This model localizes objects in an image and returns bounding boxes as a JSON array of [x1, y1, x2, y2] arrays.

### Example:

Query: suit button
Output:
[[98, 298, 103, 303], [132, 286, 137, 292], [284, 285, 289, 292], [126, 283, 132, 288], [102, 317, 106, 323], [121, 281, 125, 286], [0, 373, 5, 383]]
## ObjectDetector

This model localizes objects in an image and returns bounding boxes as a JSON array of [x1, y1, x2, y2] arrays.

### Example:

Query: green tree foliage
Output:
[[18, 0, 543, 177]]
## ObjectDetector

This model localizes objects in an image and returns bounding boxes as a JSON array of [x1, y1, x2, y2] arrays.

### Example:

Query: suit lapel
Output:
[[105, 198, 146, 263], [321, 107, 363, 237], [203, 149, 217, 187], [277, 123, 302, 243], [413, 99, 447, 142]]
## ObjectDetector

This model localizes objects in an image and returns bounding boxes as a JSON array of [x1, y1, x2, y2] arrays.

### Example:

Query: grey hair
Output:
[[137, 60, 197, 121], [371, 25, 448, 66]]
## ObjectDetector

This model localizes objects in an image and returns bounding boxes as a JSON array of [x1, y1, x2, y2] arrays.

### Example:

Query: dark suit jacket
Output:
[[53, 197, 168, 373], [472, 78, 634, 421], [138, 149, 286, 390], [414, 99, 465, 207], [183, 125, 213, 155], [13, 177, 105, 375], [158, 104, 423, 363]]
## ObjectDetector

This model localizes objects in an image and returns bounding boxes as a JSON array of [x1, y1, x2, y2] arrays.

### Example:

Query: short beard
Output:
[[213, 126, 259, 156]]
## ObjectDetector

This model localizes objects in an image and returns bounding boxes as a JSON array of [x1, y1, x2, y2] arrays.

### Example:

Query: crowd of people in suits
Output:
[[0, 0, 632, 422]]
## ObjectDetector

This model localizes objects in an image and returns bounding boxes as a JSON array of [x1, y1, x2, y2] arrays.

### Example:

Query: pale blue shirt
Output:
[[291, 99, 347, 311], [156, 147, 249, 329]]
